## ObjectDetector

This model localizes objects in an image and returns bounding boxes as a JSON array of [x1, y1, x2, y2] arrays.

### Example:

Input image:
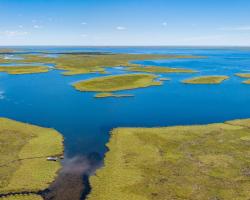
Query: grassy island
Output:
[[243, 80, 250, 84], [88, 119, 250, 200], [182, 75, 229, 84], [95, 92, 134, 98], [0, 118, 63, 199], [0, 66, 50, 75], [235, 73, 250, 78], [73, 74, 162, 92], [126, 66, 196, 74], [0, 53, 201, 75]]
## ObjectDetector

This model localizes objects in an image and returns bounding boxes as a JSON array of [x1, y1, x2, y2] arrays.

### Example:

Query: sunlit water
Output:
[[1, 47, 250, 158]]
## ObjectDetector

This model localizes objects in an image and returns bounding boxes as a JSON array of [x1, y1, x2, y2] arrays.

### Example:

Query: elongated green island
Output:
[[0, 66, 50, 75], [235, 73, 250, 78], [126, 66, 196, 73], [0, 118, 64, 199], [182, 75, 229, 84], [73, 74, 162, 93], [88, 119, 250, 200]]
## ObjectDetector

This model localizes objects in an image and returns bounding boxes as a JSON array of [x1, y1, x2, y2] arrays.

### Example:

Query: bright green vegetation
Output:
[[0, 66, 50, 75], [95, 92, 134, 98], [2, 194, 43, 200], [0, 118, 63, 196], [0, 53, 201, 75], [88, 119, 250, 200], [126, 66, 196, 73], [235, 73, 250, 78], [182, 75, 229, 84], [73, 74, 162, 92]]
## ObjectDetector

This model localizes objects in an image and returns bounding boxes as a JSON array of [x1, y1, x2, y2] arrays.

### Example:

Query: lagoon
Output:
[[1, 46, 250, 159]]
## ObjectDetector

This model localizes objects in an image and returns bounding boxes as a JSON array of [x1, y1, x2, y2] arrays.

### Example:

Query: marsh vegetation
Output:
[[182, 75, 229, 84], [73, 74, 162, 93], [0, 66, 50, 75], [126, 66, 196, 73], [88, 119, 250, 200], [0, 118, 63, 200]]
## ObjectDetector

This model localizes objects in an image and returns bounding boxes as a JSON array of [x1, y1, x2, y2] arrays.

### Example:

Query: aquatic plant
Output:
[[88, 119, 250, 200]]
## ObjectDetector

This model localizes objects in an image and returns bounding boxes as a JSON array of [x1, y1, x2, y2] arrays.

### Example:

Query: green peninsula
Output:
[[126, 66, 196, 73], [0, 118, 63, 199], [88, 119, 250, 200], [182, 75, 229, 84], [73, 74, 162, 92], [0, 66, 50, 75]]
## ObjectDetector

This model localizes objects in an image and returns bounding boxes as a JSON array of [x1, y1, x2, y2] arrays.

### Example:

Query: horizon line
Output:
[[1, 45, 250, 48]]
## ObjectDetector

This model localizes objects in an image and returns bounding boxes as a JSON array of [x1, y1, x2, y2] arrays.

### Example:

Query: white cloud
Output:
[[33, 25, 43, 29], [116, 26, 126, 31], [218, 26, 250, 31], [0, 30, 29, 37], [162, 22, 167, 27]]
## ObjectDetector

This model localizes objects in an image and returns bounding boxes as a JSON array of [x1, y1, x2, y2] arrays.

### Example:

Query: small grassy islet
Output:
[[0, 66, 50, 75], [126, 66, 196, 74], [182, 75, 229, 84]]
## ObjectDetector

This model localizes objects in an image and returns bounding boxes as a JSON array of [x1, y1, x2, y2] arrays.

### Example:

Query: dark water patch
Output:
[[44, 153, 102, 200]]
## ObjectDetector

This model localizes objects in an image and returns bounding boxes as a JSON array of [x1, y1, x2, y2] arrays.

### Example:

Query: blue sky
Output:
[[0, 0, 250, 46]]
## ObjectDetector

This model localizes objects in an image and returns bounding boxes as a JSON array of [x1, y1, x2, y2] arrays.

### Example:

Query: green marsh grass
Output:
[[73, 74, 162, 92], [88, 119, 250, 200], [182, 75, 229, 84], [0, 118, 63, 194]]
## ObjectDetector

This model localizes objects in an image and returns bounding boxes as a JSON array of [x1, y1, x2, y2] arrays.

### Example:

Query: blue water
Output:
[[1, 47, 250, 158]]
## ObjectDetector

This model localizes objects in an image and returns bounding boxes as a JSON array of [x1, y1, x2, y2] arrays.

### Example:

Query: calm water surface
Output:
[[1, 47, 250, 158]]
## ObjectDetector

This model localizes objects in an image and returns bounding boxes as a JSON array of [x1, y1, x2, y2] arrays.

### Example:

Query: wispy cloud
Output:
[[80, 34, 88, 37], [218, 26, 250, 31], [81, 22, 87, 25], [33, 25, 43, 29], [116, 26, 126, 31], [0, 30, 29, 37], [162, 22, 167, 27], [18, 25, 23, 29]]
